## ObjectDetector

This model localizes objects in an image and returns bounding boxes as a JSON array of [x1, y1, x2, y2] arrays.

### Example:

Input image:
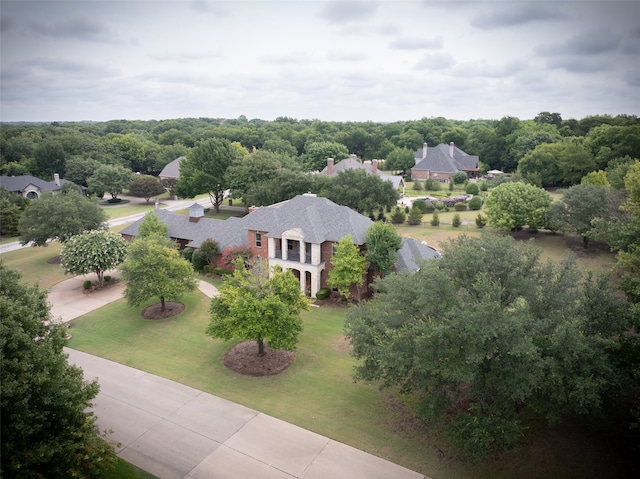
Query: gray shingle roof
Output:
[[320, 157, 405, 189], [412, 144, 479, 174], [244, 194, 373, 244], [159, 157, 184, 179], [0, 175, 61, 193], [396, 237, 441, 271]]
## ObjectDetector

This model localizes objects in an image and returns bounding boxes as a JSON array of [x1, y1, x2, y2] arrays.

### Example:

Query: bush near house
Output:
[[469, 196, 482, 210], [454, 202, 468, 211]]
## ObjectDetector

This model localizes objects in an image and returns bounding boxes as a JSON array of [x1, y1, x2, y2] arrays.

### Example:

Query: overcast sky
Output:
[[1, 0, 639, 123]]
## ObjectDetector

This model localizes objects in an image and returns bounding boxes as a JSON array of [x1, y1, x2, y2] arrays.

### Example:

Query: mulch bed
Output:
[[223, 340, 295, 376], [47, 255, 62, 264], [141, 302, 185, 319]]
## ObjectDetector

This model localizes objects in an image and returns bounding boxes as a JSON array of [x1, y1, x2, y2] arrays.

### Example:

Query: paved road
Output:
[[48, 274, 427, 479]]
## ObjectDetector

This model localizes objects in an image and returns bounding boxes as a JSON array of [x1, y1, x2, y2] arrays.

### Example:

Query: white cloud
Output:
[[389, 36, 443, 50], [470, 3, 567, 30]]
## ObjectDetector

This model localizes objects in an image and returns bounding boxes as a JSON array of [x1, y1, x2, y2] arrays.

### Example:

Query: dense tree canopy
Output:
[[365, 222, 403, 276], [327, 234, 367, 300], [1, 264, 117, 477], [345, 234, 635, 461], [318, 169, 398, 214], [87, 163, 133, 199], [18, 189, 107, 246]]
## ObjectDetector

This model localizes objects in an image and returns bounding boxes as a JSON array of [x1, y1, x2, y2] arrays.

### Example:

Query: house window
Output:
[[287, 239, 294, 250], [255, 232, 262, 247]]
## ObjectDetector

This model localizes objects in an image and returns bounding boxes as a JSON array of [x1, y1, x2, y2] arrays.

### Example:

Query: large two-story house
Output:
[[320, 155, 405, 190], [411, 142, 480, 182], [121, 194, 440, 299]]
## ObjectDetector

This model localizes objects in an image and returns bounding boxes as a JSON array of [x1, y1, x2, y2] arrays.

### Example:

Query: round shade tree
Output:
[[60, 230, 127, 286], [208, 259, 310, 357], [128, 174, 165, 203], [484, 181, 551, 232]]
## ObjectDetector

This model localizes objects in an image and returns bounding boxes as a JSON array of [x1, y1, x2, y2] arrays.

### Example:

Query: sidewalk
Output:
[[50, 275, 427, 478]]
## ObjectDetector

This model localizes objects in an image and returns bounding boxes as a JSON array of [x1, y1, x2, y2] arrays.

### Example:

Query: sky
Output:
[[1, 0, 639, 123]]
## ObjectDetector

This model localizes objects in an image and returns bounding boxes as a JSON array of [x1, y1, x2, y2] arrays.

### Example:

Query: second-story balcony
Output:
[[273, 249, 312, 263]]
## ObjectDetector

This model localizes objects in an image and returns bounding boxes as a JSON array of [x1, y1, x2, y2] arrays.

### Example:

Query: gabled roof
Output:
[[0, 175, 61, 193], [412, 144, 479, 174], [120, 208, 248, 250], [244, 194, 373, 244], [396, 238, 441, 271], [320, 157, 405, 189], [159, 156, 185, 179]]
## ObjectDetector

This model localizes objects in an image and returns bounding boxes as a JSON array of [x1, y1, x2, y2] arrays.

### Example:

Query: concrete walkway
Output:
[[48, 274, 427, 478]]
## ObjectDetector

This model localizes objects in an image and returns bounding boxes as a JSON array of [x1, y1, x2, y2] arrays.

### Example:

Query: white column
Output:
[[300, 240, 305, 263], [310, 270, 322, 298], [268, 237, 276, 258], [282, 237, 288, 260], [311, 243, 321, 265], [299, 269, 306, 295]]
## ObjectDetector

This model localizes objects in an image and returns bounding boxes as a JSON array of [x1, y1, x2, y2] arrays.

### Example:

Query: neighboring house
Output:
[[320, 155, 405, 190], [159, 156, 184, 181], [121, 194, 440, 299], [411, 142, 480, 182], [0, 173, 82, 199]]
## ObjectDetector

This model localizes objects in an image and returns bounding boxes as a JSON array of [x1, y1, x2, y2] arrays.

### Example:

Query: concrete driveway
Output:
[[67, 349, 426, 479]]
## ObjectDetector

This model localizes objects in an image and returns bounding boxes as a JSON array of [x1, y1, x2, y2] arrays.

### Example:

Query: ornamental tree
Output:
[[208, 259, 310, 357], [327, 235, 367, 301], [60, 230, 127, 286], [120, 235, 197, 312], [128, 174, 165, 203], [484, 181, 551, 232], [18, 190, 107, 246], [365, 222, 403, 276], [1, 264, 117, 477]]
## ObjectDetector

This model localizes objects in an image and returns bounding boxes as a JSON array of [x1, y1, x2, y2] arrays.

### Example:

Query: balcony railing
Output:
[[273, 249, 312, 263]]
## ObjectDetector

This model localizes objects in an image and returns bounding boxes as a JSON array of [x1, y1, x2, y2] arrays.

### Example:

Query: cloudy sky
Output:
[[1, 0, 639, 123]]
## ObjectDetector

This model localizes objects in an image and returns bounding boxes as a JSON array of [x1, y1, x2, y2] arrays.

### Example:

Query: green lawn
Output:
[[1, 242, 67, 288], [67, 289, 617, 479], [102, 458, 158, 479]]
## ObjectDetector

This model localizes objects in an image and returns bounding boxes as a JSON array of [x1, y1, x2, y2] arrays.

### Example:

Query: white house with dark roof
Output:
[[411, 142, 480, 182], [121, 194, 440, 299], [321, 155, 405, 190]]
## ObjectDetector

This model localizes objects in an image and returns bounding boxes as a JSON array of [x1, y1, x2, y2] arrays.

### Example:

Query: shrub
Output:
[[219, 246, 252, 271], [465, 183, 480, 195], [405, 206, 410, 214], [430, 211, 440, 226], [181, 247, 195, 262], [476, 213, 488, 228], [213, 267, 232, 277], [407, 207, 423, 225], [198, 239, 221, 267], [479, 180, 488, 191], [83, 280, 92, 290], [377, 211, 386, 222], [104, 275, 111, 283], [448, 181, 454, 192], [390, 207, 406, 224], [413, 180, 423, 191], [453, 172, 468, 184], [369, 212, 376, 221], [191, 249, 207, 271], [425, 179, 441, 191], [425, 202, 435, 213], [469, 196, 482, 210], [454, 202, 468, 211], [413, 199, 428, 213], [435, 201, 445, 210], [315, 288, 331, 300], [452, 213, 462, 227]]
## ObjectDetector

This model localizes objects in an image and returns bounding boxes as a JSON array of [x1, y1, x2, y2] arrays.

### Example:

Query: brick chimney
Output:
[[372, 159, 378, 174], [327, 158, 334, 175], [422, 143, 428, 160], [188, 203, 204, 223], [449, 142, 455, 158]]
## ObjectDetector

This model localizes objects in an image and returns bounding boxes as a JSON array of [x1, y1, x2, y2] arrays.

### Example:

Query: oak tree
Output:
[[327, 235, 367, 300]]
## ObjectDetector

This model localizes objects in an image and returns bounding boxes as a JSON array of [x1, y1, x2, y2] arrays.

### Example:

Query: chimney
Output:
[[372, 159, 378, 174], [53, 173, 60, 186], [188, 203, 204, 223], [449, 142, 455, 158], [327, 158, 334, 175], [422, 143, 428, 160], [350, 153, 358, 163]]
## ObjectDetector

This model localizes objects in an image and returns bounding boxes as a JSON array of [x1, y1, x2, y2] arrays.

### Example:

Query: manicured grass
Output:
[[103, 203, 159, 220], [102, 458, 158, 479], [1, 242, 67, 288], [67, 289, 617, 478]]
